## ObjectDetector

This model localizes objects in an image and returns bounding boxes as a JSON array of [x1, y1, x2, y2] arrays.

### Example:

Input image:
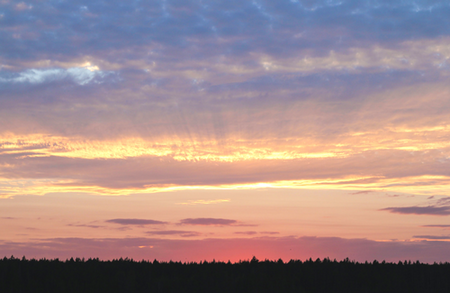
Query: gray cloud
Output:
[[436, 197, 450, 206], [180, 218, 238, 226], [1, 69, 448, 146], [413, 235, 450, 240], [67, 224, 104, 229], [381, 206, 450, 216], [351, 190, 375, 195], [2, 0, 450, 63], [106, 219, 168, 225]]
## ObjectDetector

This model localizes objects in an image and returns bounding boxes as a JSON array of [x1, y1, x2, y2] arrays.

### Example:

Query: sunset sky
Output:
[[2, 0, 450, 263]]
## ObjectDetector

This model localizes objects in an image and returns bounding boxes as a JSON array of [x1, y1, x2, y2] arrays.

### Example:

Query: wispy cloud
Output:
[[413, 235, 450, 240], [234, 231, 258, 235], [106, 219, 168, 225], [146, 230, 201, 237], [0, 66, 113, 85], [351, 190, 375, 195], [260, 231, 280, 235], [180, 218, 240, 226], [67, 224, 104, 229], [422, 225, 450, 229], [381, 206, 450, 216], [177, 199, 230, 205], [436, 197, 450, 206]]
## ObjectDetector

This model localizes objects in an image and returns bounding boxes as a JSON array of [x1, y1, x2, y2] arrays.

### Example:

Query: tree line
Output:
[[1, 256, 450, 293]]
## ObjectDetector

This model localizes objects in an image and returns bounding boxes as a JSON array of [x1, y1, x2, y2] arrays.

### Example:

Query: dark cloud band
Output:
[[106, 219, 168, 225], [380, 206, 450, 216]]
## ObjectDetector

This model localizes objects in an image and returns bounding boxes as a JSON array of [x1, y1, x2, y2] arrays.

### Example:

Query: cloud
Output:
[[260, 232, 280, 235], [177, 199, 230, 205], [146, 230, 201, 237], [14, 2, 32, 11], [351, 190, 375, 195], [413, 235, 450, 240], [106, 219, 168, 225], [0, 67, 113, 85], [2, 0, 450, 63], [436, 197, 450, 205], [180, 218, 238, 226], [422, 225, 450, 229], [380, 206, 450, 216], [67, 224, 104, 229], [2, 146, 450, 197], [1, 0, 450, 198], [234, 231, 258, 235]]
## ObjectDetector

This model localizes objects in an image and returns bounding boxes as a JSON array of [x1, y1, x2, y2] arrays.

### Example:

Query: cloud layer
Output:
[[1, 1, 450, 197]]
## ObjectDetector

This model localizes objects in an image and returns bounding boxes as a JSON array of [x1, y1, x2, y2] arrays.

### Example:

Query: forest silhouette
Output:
[[2, 256, 450, 292]]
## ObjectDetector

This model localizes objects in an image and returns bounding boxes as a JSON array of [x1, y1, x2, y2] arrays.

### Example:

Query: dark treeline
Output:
[[2, 256, 450, 293]]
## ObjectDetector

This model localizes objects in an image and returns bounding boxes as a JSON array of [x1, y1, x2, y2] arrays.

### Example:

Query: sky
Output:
[[1, 0, 450, 263]]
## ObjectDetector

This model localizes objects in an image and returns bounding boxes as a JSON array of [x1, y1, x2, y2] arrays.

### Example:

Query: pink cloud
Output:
[[234, 231, 257, 235]]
